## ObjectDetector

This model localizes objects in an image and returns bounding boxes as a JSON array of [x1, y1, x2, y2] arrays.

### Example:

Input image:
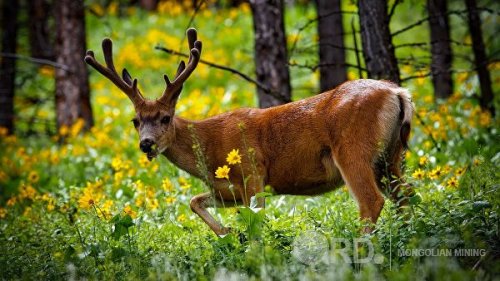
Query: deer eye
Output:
[[132, 118, 139, 128], [161, 115, 171, 124]]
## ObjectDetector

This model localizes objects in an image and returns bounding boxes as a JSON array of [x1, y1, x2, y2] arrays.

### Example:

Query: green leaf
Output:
[[237, 207, 265, 240], [254, 192, 273, 199], [472, 201, 491, 210], [409, 193, 422, 205], [119, 215, 134, 228], [111, 247, 128, 262], [112, 224, 128, 240], [110, 214, 121, 223], [64, 245, 76, 262]]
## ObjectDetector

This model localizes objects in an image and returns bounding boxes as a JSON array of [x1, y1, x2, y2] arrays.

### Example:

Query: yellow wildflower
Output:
[[438, 105, 449, 114], [139, 155, 150, 168], [19, 185, 37, 200], [146, 189, 155, 199], [162, 178, 173, 192], [473, 158, 482, 166], [38, 65, 55, 78], [107, 1, 118, 15], [148, 198, 159, 210], [178, 176, 191, 189], [114, 171, 124, 184], [70, 118, 85, 137], [0, 126, 8, 137], [412, 169, 425, 180], [59, 125, 69, 137], [47, 201, 55, 212], [123, 205, 137, 218], [135, 197, 144, 208], [96, 200, 113, 219], [28, 171, 39, 183], [78, 191, 98, 210], [6, 197, 17, 206], [0, 170, 7, 183], [134, 180, 145, 192], [419, 156, 428, 166], [226, 149, 242, 165], [41, 193, 56, 211], [89, 3, 105, 16], [215, 165, 230, 179], [423, 141, 433, 150], [85, 179, 103, 191], [111, 156, 123, 171], [455, 167, 467, 177], [443, 165, 452, 174], [429, 166, 443, 179], [177, 214, 186, 223], [165, 196, 176, 204], [78, 182, 103, 210], [447, 177, 459, 188], [479, 111, 491, 127], [0, 207, 6, 219], [151, 163, 159, 172], [23, 207, 32, 217]]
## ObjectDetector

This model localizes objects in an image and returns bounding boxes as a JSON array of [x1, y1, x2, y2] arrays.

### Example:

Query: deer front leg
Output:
[[245, 174, 266, 208], [190, 192, 236, 236]]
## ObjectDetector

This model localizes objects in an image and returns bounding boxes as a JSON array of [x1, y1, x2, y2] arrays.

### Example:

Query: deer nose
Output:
[[139, 138, 155, 153]]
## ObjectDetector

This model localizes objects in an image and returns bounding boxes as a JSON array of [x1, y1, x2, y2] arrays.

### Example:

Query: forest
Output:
[[0, 0, 498, 280]]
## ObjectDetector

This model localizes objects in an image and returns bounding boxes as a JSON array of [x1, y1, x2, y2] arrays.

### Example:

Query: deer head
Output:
[[85, 28, 202, 160]]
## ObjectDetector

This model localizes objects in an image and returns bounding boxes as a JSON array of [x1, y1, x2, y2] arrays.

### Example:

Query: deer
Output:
[[85, 28, 415, 236]]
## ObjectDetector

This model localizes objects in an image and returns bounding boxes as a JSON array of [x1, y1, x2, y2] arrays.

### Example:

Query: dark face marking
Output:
[[132, 111, 172, 129]]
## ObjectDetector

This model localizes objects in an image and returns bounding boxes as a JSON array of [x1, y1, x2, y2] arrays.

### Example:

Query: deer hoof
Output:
[[217, 226, 232, 237]]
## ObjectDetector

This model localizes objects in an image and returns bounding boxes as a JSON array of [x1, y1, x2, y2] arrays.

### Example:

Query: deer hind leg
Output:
[[241, 174, 266, 208], [382, 142, 415, 209], [334, 152, 385, 233], [190, 192, 237, 236]]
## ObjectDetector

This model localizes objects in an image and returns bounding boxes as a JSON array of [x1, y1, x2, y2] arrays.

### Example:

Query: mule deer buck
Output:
[[85, 28, 414, 236]]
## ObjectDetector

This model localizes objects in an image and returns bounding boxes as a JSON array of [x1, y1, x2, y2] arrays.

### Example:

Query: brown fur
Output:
[[158, 79, 414, 235]]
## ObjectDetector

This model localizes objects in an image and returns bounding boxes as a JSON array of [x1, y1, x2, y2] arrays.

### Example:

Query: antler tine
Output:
[[84, 38, 144, 106], [187, 28, 197, 51], [159, 28, 202, 104]]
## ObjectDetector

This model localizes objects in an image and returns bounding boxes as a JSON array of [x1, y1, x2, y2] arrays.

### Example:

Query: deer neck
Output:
[[162, 116, 206, 179]]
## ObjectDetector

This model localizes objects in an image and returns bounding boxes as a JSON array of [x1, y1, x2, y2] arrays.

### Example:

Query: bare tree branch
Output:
[[388, 0, 402, 21], [289, 10, 358, 60], [155, 45, 274, 95], [392, 8, 498, 37], [288, 60, 367, 72], [1, 52, 72, 72]]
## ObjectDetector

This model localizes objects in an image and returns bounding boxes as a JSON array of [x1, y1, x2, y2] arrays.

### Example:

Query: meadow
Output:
[[0, 1, 499, 280]]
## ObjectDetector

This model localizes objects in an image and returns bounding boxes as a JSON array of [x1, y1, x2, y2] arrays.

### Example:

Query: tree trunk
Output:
[[315, 0, 347, 92], [358, 0, 400, 84], [0, 0, 18, 134], [55, 0, 94, 131], [428, 0, 453, 100], [28, 0, 55, 60], [465, 0, 494, 115], [249, 0, 291, 108]]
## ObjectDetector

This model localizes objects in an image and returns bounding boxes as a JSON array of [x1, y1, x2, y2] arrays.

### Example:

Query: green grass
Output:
[[1, 2, 499, 280]]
